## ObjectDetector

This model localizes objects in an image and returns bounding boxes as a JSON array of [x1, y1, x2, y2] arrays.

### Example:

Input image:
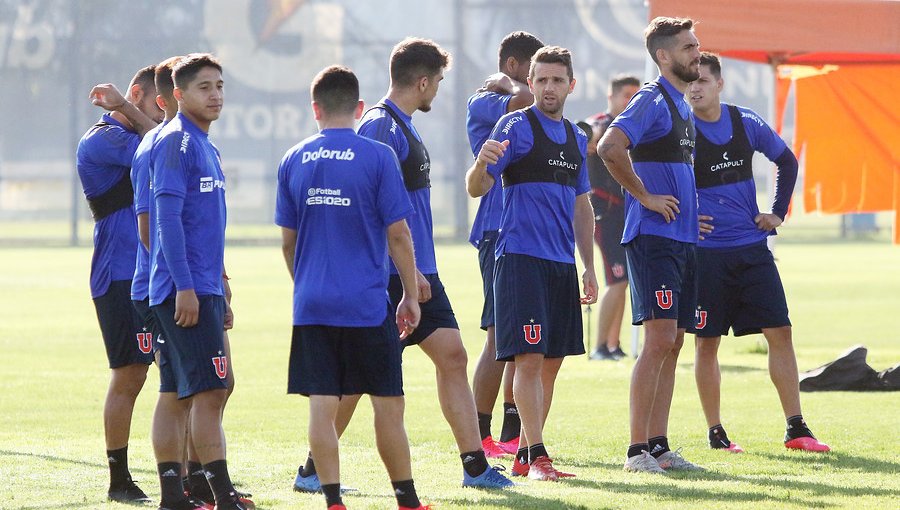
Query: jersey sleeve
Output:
[[357, 111, 410, 162], [153, 131, 190, 199], [738, 107, 788, 161], [609, 88, 670, 149], [375, 145, 414, 226], [468, 92, 512, 124], [486, 112, 530, 181], [574, 125, 591, 195], [94, 125, 141, 168], [274, 150, 299, 230], [131, 143, 152, 215]]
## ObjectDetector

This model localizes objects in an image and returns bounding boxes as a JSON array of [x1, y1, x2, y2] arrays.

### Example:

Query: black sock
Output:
[[627, 443, 649, 458], [461, 449, 489, 477], [516, 447, 529, 466], [708, 424, 731, 449], [528, 442, 549, 462], [649, 436, 670, 458], [322, 483, 342, 507], [158, 462, 186, 506], [187, 461, 211, 500], [499, 403, 521, 443], [391, 479, 420, 508], [203, 459, 236, 505], [107, 446, 131, 486], [477, 412, 493, 441], [786, 414, 814, 440], [301, 452, 317, 477]]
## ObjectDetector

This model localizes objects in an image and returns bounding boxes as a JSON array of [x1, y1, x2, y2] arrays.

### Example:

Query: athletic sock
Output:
[[649, 436, 670, 458], [187, 461, 212, 501], [203, 459, 236, 505], [461, 449, 490, 478], [391, 479, 420, 509], [477, 412, 493, 441], [107, 446, 131, 486], [627, 443, 649, 458], [322, 483, 342, 507], [301, 452, 317, 477], [158, 462, 186, 506], [708, 424, 732, 449], [528, 442, 549, 462], [516, 447, 529, 466], [786, 414, 814, 440], [499, 403, 521, 443]]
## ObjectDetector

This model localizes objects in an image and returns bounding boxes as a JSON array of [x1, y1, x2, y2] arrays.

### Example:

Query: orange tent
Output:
[[648, 0, 900, 242]]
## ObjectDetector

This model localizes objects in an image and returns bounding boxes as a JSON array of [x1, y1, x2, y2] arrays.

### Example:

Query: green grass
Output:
[[0, 237, 898, 509]]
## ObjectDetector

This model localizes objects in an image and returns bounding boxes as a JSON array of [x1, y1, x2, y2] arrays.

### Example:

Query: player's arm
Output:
[[387, 219, 420, 339], [574, 192, 598, 304], [137, 212, 150, 251], [281, 227, 298, 279], [222, 269, 233, 330], [89, 83, 157, 137], [756, 148, 799, 231], [465, 139, 507, 197], [156, 192, 198, 328], [597, 126, 680, 223]]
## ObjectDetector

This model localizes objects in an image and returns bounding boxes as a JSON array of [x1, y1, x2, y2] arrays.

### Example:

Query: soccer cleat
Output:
[[213, 492, 254, 510], [108, 478, 152, 503], [623, 451, 666, 474], [327, 506, 347, 510], [527, 456, 559, 481], [463, 464, 514, 488], [785, 436, 831, 452], [609, 347, 627, 359], [723, 442, 745, 453], [482, 435, 508, 458], [398, 505, 433, 510], [511, 455, 529, 477], [589, 348, 615, 361], [497, 436, 520, 455], [656, 448, 705, 471], [159, 498, 212, 510], [293, 471, 321, 493]]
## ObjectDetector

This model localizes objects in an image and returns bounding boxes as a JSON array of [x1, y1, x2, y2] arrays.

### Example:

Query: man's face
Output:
[[664, 30, 701, 83], [608, 83, 639, 117], [178, 66, 224, 123], [688, 64, 722, 111], [137, 85, 164, 123], [528, 62, 575, 117], [510, 56, 532, 84], [418, 70, 444, 113]]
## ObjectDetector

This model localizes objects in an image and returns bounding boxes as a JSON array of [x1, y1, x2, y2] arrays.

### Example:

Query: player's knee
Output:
[[111, 364, 148, 397], [437, 344, 469, 375]]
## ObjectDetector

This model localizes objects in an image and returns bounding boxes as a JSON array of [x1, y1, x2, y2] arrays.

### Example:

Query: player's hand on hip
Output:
[[416, 270, 432, 303], [476, 139, 509, 166], [89, 83, 127, 111], [223, 301, 234, 330], [580, 269, 599, 305], [698, 214, 714, 240], [754, 213, 782, 231], [396, 296, 421, 341], [641, 193, 680, 223], [174, 289, 200, 328]]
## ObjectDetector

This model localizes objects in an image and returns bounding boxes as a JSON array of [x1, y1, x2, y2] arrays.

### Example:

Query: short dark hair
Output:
[[155, 56, 183, 101], [609, 74, 641, 95], [699, 51, 722, 79], [311, 65, 359, 115], [529, 45, 573, 81], [129, 65, 156, 94], [644, 17, 695, 64], [389, 37, 451, 87], [498, 31, 544, 71], [173, 53, 222, 89]]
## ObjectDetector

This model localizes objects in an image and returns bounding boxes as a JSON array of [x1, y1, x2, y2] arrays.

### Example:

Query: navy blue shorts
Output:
[[625, 235, 697, 329], [493, 253, 585, 361], [93, 280, 153, 369], [594, 204, 629, 286], [287, 307, 404, 397], [152, 295, 229, 399], [388, 273, 459, 348], [133, 299, 177, 393], [689, 241, 791, 337], [477, 230, 499, 330]]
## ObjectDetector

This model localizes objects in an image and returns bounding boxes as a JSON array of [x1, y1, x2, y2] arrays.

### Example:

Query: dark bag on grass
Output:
[[877, 363, 900, 390], [799, 345, 880, 391]]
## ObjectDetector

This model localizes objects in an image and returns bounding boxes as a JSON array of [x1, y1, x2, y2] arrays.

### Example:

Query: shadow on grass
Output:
[[681, 363, 766, 373], [670, 468, 899, 499], [755, 450, 900, 476], [0, 448, 157, 476]]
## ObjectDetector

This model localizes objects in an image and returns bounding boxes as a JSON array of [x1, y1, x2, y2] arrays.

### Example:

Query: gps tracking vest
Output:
[[372, 103, 431, 191], [693, 104, 754, 189], [502, 108, 581, 188], [630, 80, 695, 165]]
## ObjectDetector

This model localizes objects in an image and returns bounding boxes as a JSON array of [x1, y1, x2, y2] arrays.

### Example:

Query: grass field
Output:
[[1, 233, 898, 509]]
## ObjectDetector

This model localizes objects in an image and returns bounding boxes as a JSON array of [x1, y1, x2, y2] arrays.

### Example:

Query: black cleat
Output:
[[108, 479, 152, 503]]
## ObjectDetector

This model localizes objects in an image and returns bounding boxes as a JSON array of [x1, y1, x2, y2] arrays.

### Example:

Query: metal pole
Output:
[[452, 0, 469, 240], [68, 3, 81, 246]]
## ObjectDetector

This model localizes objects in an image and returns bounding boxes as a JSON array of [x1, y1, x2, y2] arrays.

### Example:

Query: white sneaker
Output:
[[656, 448, 706, 471], [623, 450, 667, 474]]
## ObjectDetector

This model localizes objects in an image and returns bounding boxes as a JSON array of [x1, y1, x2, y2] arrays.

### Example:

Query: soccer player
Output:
[[148, 53, 253, 510], [277, 64, 426, 510], [294, 37, 512, 492], [584, 75, 641, 361], [687, 52, 830, 454], [466, 30, 544, 458], [597, 16, 704, 474], [466, 45, 598, 481], [76, 64, 162, 503]]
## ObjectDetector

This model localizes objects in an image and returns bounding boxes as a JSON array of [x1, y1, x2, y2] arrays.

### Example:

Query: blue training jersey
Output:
[[694, 103, 788, 249], [466, 91, 512, 246], [356, 98, 437, 275], [75, 113, 141, 298], [130, 121, 167, 301], [610, 75, 699, 244], [149, 113, 227, 306], [275, 128, 414, 327], [486, 106, 591, 264]]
